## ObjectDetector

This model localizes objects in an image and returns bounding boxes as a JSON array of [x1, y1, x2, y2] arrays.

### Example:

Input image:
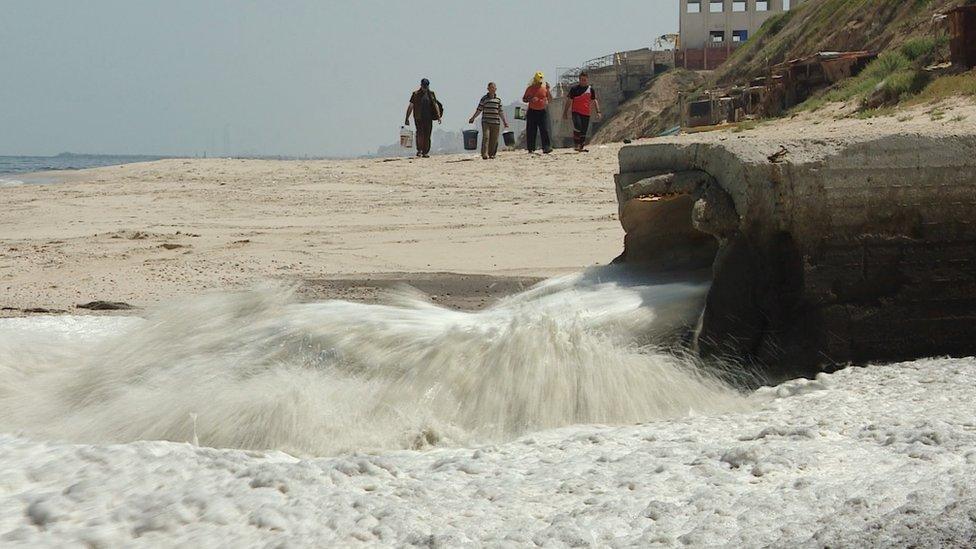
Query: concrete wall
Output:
[[614, 134, 976, 380], [679, 0, 805, 50]]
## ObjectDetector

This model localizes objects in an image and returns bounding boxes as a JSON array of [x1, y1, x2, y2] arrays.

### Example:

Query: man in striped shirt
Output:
[[468, 82, 509, 159]]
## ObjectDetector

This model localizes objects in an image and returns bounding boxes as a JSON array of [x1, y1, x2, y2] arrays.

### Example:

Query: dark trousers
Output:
[[415, 118, 433, 155], [572, 112, 591, 148], [525, 109, 551, 152]]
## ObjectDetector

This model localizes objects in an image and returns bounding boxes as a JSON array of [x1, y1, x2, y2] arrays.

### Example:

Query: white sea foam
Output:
[[0, 178, 24, 187], [0, 271, 749, 456], [3, 277, 973, 546]]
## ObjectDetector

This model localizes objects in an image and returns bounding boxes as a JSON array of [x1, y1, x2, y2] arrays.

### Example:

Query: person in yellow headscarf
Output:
[[521, 71, 553, 154]]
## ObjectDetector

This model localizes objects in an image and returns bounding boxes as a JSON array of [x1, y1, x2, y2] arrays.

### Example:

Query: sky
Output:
[[0, 1, 678, 158]]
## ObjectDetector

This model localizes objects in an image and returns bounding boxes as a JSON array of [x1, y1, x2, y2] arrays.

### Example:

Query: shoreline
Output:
[[0, 169, 75, 186]]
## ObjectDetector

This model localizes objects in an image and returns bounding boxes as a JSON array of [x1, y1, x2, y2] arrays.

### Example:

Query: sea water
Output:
[[0, 153, 165, 186]]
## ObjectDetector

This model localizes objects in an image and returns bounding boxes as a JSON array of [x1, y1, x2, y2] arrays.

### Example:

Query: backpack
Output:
[[416, 90, 444, 120], [431, 92, 444, 119]]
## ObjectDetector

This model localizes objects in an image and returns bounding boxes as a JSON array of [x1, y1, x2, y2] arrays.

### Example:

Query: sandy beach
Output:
[[0, 146, 629, 315], [5, 100, 974, 316]]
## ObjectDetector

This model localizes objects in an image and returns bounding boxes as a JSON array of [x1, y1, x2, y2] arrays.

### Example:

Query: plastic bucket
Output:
[[462, 129, 479, 151], [400, 126, 414, 148], [502, 131, 515, 147]]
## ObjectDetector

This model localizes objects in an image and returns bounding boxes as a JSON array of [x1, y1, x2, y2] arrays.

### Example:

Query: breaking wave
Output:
[[0, 270, 749, 456]]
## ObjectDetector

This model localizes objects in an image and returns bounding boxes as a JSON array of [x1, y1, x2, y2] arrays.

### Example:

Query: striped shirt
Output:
[[477, 94, 503, 125]]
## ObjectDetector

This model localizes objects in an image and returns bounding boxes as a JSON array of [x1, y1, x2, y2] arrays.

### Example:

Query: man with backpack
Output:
[[562, 71, 602, 152], [405, 78, 442, 158]]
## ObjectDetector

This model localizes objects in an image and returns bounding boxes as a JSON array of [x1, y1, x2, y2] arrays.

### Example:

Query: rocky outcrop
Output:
[[615, 134, 976, 380]]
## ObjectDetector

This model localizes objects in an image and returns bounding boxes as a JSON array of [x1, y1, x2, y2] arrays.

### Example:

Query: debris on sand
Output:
[[76, 301, 135, 311]]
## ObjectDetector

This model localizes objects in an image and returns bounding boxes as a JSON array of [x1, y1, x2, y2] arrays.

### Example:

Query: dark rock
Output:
[[77, 301, 135, 311]]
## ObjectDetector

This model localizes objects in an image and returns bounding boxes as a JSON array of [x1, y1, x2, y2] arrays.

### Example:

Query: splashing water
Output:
[[0, 271, 750, 456]]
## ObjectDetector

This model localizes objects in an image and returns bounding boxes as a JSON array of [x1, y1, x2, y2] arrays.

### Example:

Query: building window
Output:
[[710, 31, 726, 43], [687, 1, 701, 13], [756, 0, 769, 10], [710, 1, 724, 13], [784, 0, 792, 9], [733, 1, 746, 12], [732, 29, 749, 42]]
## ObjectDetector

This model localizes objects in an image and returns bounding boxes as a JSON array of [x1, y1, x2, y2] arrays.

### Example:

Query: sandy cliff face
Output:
[[614, 116, 976, 380], [591, 70, 707, 144], [712, 0, 960, 87]]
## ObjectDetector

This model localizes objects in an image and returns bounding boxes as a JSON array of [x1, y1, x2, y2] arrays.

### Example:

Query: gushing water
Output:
[[0, 271, 749, 456]]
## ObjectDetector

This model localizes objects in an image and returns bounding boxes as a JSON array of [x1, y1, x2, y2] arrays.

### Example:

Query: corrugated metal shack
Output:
[[767, 51, 877, 113], [947, 5, 976, 69], [681, 51, 876, 129]]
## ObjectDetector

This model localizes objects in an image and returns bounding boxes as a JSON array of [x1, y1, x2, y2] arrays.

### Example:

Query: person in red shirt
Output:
[[522, 72, 553, 154], [562, 72, 602, 152]]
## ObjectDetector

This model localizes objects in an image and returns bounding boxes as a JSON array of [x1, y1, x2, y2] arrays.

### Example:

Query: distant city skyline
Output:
[[1, 1, 678, 158]]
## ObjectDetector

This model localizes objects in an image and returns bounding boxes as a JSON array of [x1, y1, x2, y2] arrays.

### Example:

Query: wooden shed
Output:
[[948, 6, 976, 68]]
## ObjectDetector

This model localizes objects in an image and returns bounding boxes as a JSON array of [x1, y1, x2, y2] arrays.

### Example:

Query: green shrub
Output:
[[863, 51, 911, 80], [834, 76, 882, 100], [899, 35, 949, 63], [874, 69, 931, 104]]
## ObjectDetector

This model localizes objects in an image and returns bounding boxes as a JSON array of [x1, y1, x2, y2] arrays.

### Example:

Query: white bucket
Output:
[[400, 126, 415, 148]]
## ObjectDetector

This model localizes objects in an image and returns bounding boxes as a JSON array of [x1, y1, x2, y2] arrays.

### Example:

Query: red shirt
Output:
[[569, 84, 596, 116], [523, 84, 550, 111]]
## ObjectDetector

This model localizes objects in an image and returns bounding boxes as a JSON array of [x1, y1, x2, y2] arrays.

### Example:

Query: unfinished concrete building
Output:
[[678, 0, 807, 69], [549, 49, 673, 148]]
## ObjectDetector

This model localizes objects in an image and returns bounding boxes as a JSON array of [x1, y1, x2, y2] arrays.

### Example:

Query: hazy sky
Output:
[[1, 1, 678, 157]]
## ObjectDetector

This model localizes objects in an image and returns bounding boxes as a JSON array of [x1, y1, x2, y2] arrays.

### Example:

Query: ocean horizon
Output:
[[0, 153, 168, 185], [0, 153, 374, 185]]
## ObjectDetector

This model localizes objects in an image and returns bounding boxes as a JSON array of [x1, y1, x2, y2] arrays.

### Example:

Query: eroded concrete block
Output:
[[615, 134, 976, 380]]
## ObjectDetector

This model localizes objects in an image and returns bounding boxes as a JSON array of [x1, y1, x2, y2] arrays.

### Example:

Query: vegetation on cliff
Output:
[[717, 0, 976, 111], [715, 0, 959, 84], [598, 0, 975, 141]]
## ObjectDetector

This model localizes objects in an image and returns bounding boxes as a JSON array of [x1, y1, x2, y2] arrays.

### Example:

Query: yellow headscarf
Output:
[[531, 71, 545, 85]]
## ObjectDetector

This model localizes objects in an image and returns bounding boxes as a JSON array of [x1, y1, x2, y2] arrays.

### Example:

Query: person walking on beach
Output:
[[562, 71, 602, 152], [522, 72, 553, 154], [405, 78, 442, 158], [468, 82, 509, 160]]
